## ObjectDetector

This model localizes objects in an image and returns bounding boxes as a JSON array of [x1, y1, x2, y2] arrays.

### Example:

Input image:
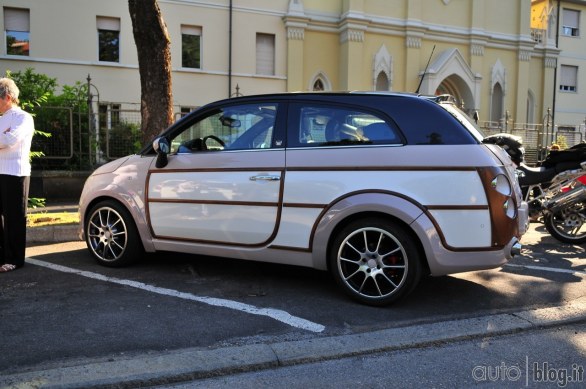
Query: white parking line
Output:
[[505, 263, 586, 276], [26, 257, 325, 333]]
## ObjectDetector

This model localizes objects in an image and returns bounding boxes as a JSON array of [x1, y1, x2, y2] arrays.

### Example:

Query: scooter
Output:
[[484, 135, 586, 245]]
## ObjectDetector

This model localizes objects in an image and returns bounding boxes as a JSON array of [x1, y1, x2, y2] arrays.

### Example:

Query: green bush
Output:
[[100, 121, 142, 159]]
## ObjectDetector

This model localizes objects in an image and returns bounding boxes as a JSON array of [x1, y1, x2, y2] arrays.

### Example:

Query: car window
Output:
[[290, 103, 401, 147], [382, 98, 478, 145], [438, 102, 485, 142], [170, 103, 277, 153]]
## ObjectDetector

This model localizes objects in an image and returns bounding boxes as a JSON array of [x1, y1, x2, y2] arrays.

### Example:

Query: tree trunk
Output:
[[128, 0, 173, 144]]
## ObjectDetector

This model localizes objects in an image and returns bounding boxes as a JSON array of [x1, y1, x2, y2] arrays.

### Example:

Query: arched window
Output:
[[491, 82, 504, 125], [526, 90, 535, 124], [489, 60, 506, 127], [308, 72, 331, 91], [375, 72, 389, 91], [373, 45, 393, 91], [313, 79, 324, 91]]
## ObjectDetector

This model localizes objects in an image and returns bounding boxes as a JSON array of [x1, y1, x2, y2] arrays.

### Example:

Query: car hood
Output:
[[91, 156, 131, 176]]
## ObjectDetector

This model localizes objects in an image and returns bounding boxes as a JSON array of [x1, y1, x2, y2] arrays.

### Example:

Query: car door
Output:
[[147, 101, 286, 246]]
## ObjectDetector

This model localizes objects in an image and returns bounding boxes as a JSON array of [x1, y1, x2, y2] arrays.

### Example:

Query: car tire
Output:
[[85, 200, 144, 267], [329, 218, 422, 306]]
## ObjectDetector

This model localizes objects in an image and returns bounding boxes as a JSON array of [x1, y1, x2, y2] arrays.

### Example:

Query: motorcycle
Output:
[[484, 134, 586, 245]]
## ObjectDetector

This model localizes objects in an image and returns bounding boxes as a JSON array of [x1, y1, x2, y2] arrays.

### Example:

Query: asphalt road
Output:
[[0, 221, 584, 387]]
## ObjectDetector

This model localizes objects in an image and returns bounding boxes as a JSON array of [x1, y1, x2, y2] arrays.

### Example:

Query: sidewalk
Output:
[[27, 202, 81, 243], [1, 298, 585, 388]]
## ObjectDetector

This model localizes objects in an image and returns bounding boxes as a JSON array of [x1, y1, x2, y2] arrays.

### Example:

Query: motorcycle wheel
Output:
[[543, 202, 586, 244]]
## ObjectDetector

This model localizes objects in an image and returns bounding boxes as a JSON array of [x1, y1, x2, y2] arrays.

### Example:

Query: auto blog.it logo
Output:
[[472, 358, 584, 387]]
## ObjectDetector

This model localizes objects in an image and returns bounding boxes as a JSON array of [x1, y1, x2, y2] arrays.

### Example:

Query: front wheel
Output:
[[329, 218, 423, 306], [85, 200, 144, 267], [543, 202, 586, 244]]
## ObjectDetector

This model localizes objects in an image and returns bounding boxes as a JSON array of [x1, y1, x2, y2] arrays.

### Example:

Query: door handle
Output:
[[250, 175, 281, 181]]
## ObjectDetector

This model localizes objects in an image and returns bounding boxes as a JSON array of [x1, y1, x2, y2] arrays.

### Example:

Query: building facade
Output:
[[532, 0, 586, 140], [2, 0, 580, 149]]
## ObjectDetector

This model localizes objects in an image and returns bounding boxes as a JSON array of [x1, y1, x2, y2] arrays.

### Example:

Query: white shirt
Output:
[[0, 106, 35, 176]]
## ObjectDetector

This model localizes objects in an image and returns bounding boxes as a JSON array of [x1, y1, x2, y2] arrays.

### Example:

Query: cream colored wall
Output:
[[484, 0, 524, 35], [163, 1, 228, 73], [0, 0, 566, 131], [0, 0, 288, 107], [291, 0, 550, 126], [363, 0, 406, 19], [303, 30, 340, 90], [303, 0, 343, 14], [554, 1, 586, 128], [0, 0, 140, 103], [421, 0, 471, 30]]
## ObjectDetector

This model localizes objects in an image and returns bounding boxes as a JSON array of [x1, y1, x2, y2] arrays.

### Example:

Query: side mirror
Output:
[[153, 137, 170, 168]]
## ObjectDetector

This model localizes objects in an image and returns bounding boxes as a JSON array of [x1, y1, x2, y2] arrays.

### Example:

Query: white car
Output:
[[79, 92, 528, 306]]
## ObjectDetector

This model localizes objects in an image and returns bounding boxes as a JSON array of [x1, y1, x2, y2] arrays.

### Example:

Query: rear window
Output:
[[438, 102, 486, 142], [382, 98, 479, 145]]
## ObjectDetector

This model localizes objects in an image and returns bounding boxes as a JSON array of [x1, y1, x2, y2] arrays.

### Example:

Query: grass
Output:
[[27, 211, 80, 227]]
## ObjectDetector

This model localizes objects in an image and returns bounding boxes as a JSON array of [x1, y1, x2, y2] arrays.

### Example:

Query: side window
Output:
[[291, 104, 401, 147], [170, 103, 277, 153]]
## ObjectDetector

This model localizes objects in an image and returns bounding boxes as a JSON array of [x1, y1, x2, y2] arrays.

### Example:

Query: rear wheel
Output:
[[544, 202, 586, 244], [85, 200, 143, 267], [329, 218, 422, 306]]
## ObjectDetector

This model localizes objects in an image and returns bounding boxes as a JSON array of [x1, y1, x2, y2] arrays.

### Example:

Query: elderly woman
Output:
[[0, 78, 34, 273]]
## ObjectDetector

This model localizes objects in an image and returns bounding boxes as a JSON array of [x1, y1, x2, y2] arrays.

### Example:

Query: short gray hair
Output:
[[0, 78, 20, 105]]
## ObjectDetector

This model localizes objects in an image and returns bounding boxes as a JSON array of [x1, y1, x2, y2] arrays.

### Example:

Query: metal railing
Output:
[[479, 121, 585, 165], [30, 103, 194, 170], [531, 28, 546, 44], [30, 104, 585, 169]]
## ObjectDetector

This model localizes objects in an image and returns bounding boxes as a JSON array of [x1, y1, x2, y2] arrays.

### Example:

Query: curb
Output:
[[1, 298, 585, 388], [26, 224, 81, 244]]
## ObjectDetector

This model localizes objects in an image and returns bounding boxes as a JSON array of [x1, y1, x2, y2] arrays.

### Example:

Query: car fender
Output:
[[79, 156, 156, 252], [310, 191, 426, 270]]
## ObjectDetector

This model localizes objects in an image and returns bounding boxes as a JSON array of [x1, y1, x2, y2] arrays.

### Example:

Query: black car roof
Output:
[[222, 90, 421, 101], [198, 91, 432, 110]]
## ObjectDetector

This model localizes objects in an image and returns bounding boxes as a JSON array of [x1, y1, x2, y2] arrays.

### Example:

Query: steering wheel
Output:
[[202, 135, 226, 149]]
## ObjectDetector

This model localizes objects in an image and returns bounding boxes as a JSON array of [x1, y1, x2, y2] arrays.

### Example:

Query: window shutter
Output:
[[256, 33, 275, 76], [563, 9, 579, 29], [181, 25, 201, 36], [561, 65, 578, 87], [97, 16, 120, 31], [4, 8, 29, 32]]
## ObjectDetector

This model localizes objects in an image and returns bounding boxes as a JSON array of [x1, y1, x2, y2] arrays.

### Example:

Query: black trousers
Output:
[[0, 174, 29, 267]]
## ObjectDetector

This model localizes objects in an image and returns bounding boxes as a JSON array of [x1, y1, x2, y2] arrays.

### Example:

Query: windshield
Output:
[[438, 102, 486, 142]]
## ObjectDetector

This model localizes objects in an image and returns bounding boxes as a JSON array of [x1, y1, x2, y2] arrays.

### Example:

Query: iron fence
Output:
[[30, 103, 195, 170], [479, 121, 585, 165], [30, 104, 585, 169]]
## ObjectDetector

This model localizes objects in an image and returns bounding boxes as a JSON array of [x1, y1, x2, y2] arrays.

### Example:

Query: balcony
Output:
[[531, 28, 546, 43]]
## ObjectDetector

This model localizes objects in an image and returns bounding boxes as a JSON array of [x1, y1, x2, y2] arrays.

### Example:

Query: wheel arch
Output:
[[81, 194, 155, 253], [311, 192, 430, 274]]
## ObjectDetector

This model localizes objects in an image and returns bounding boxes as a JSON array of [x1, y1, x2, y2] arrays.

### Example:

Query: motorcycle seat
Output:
[[517, 164, 557, 186]]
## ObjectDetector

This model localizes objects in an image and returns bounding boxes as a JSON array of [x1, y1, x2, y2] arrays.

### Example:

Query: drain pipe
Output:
[[228, 0, 233, 98]]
